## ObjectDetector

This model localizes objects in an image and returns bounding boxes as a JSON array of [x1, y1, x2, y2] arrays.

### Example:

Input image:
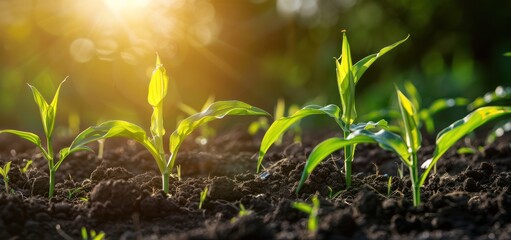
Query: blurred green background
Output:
[[1, 0, 510, 134]]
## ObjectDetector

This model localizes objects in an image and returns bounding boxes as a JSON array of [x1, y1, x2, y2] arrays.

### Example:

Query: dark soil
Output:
[[1, 127, 511, 239]]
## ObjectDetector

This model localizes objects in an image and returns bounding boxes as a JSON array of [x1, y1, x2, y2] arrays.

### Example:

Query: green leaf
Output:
[[504, 52, 511, 57], [403, 81, 421, 110], [257, 104, 343, 172], [0, 161, 11, 177], [0, 130, 42, 147], [468, 86, 511, 110], [352, 34, 409, 83], [28, 79, 66, 138], [397, 88, 421, 152], [297, 136, 379, 193], [170, 100, 269, 170], [336, 31, 356, 124], [349, 129, 410, 162], [420, 106, 511, 186], [70, 121, 163, 171], [349, 120, 388, 132]]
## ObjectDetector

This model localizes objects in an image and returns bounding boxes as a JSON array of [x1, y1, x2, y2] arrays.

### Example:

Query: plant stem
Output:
[[343, 130, 355, 188], [409, 153, 420, 206], [162, 171, 170, 194], [49, 167, 55, 198]]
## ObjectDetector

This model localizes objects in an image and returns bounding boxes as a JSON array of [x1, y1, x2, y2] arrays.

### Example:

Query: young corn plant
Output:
[[0, 161, 12, 193], [363, 81, 469, 134], [70, 55, 269, 194], [0, 80, 93, 197], [257, 31, 409, 188], [292, 195, 320, 232], [296, 87, 511, 206]]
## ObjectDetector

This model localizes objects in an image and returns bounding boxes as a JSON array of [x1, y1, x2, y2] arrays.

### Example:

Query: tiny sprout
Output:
[[81, 227, 105, 240], [19, 159, 33, 175], [292, 195, 320, 232], [231, 204, 253, 222], [199, 186, 208, 209], [387, 176, 392, 197], [0, 161, 12, 193]]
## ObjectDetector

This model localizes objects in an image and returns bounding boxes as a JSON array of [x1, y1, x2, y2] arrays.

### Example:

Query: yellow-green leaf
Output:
[[397, 88, 421, 152], [257, 104, 343, 173], [352, 35, 409, 83], [148, 55, 169, 107], [419, 106, 511, 186]]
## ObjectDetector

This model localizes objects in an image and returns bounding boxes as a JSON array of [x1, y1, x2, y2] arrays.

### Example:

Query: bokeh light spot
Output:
[[70, 38, 95, 63]]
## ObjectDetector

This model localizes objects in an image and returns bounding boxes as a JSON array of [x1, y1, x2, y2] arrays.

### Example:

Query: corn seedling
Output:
[[199, 186, 208, 209], [70, 55, 269, 194], [0, 161, 12, 193], [292, 195, 320, 232], [363, 81, 469, 134], [0, 80, 94, 197], [296, 87, 511, 206], [257, 31, 409, 188], [81, 227, 105, 240]]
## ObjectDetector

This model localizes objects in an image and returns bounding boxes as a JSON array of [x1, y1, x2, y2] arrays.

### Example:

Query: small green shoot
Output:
[[257, 31, 409, 189], [327, 186, 342, 199], [0, 80, 93, 198], [292, 195, 320, 232], [504, 52, 511, 57], [231, 203, 253, 222], [19, 159, 33, 175], [297, 87, 511, 206], [0, 161, 12, 193], [67, 186, 83, 200], [71, 55, 269, 194], [387, 176, 392, 197], [81, 227, 105, 240], [199, 186, 208, 209]]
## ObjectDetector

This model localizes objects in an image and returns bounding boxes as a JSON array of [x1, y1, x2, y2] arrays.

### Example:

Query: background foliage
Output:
[[1, 0, 510, 133]]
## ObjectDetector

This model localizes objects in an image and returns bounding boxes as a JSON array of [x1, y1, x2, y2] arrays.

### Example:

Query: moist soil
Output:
[[1, 127, 511, 239]]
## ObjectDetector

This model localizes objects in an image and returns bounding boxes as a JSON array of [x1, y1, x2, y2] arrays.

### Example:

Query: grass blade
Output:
[[419, 106, 511, 186], [257, 104, 343, 172]]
